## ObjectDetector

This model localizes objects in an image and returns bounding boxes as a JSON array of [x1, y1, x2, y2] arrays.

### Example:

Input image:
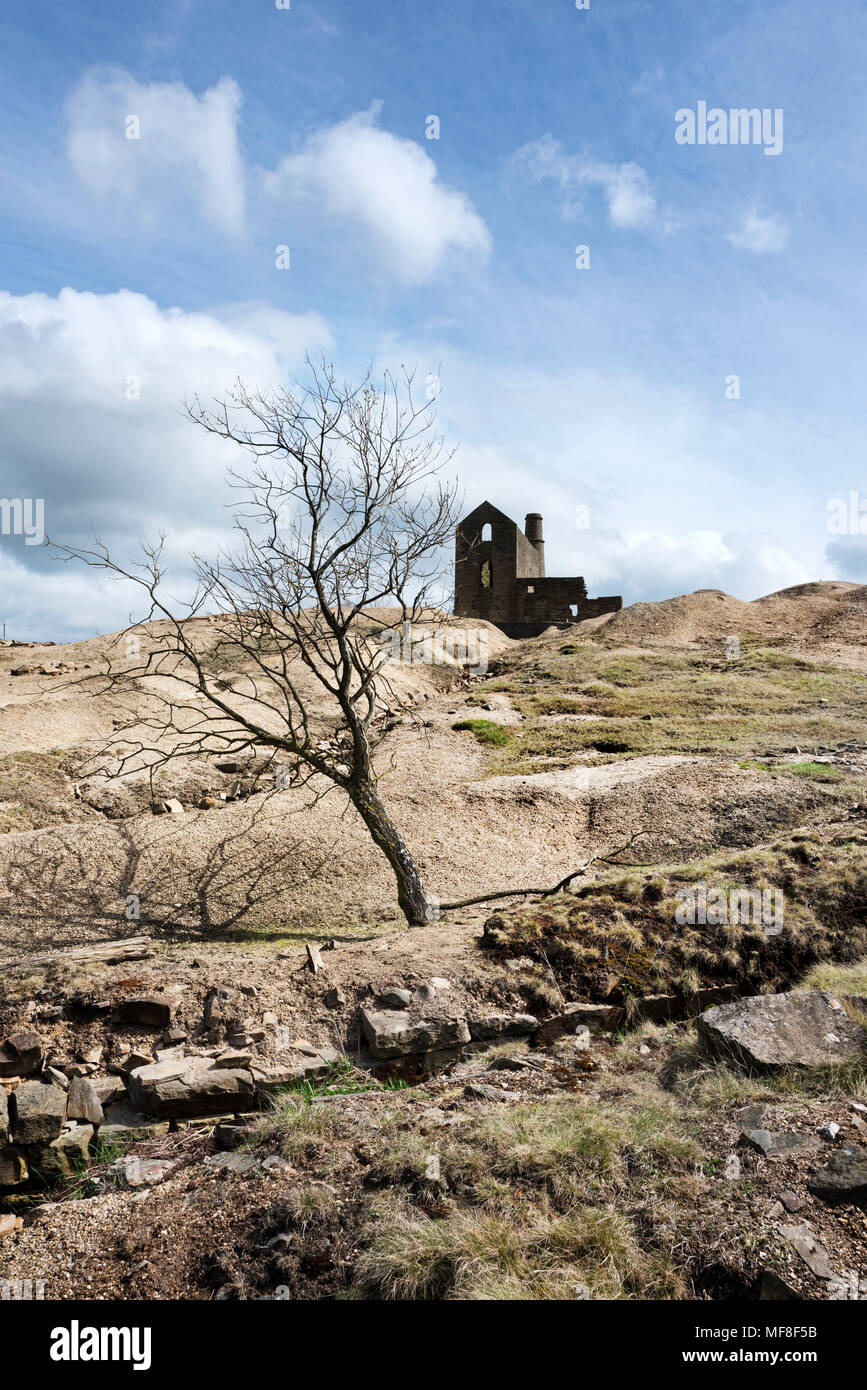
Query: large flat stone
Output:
[[10, 1081, 67, 1144], [359, 1009, 470, 1060], [128, 1058, 255, 1117], [251, 1051, 341, 1097], [698, 990, 867, 1070], [807, 1146, 867, 1206]]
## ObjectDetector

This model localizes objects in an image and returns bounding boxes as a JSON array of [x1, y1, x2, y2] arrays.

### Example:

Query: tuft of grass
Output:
[[350, 1202, 682, 1301], [249, 1094, 342, 1162]]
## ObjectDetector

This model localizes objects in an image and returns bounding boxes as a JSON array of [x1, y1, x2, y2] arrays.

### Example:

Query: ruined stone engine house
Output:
[[454, 501, 622, 638]]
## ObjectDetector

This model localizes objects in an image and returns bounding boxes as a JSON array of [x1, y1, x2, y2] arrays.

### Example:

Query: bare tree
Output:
[[60, 359, 460, 926]]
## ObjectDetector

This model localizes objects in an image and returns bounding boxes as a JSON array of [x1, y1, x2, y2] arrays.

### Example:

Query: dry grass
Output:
[[483, 644, 866, 768]]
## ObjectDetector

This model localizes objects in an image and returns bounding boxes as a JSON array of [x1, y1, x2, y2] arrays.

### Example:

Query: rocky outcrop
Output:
[[697, 990, 867, 1070]]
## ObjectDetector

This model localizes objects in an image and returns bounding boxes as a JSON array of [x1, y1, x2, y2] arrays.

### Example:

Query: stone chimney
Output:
[[524, 513, 545, 574]]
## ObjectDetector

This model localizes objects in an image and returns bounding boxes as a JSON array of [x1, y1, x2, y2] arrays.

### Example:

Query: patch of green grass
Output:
[[452, 718, 510, 747], [739, 759, 842, 783], [249, 1093, 342, 1162]]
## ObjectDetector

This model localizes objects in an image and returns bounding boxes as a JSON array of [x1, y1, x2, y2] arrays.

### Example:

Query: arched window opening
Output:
[[481, 523, 492, 542], [481, 560, 492, 589]]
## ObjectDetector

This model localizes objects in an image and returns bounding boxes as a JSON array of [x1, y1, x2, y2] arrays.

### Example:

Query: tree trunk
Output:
[[349, 778, 432, 926]]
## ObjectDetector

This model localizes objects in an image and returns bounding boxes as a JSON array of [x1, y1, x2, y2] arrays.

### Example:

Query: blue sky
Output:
[[1, 0, 866, 639]]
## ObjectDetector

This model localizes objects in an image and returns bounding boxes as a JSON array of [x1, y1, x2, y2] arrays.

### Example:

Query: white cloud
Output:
[[512, 134, 657, 229], [725, 209, 789, 253], [585, 529, 811, 602], [66, 69, 246, 237], [0, 288, 331, 639], [264, 104, 492, 283]]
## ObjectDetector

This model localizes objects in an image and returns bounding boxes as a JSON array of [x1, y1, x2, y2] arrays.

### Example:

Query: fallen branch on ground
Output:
[[438, 831, 649, 912]]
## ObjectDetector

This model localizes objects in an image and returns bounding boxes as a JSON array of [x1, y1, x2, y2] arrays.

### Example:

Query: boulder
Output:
[[0, 1146, 27, 1186], [359, 1009, 470, 1060], [27, 1124, 94, 1182], [10, 1081, 67, 1144], [698, 990, 867, 1070], [807, 1146, 867, 1207], [67, 1077, 105, 1126], [115, 995, 175, 1028], [128, 1057, 255, 1118]]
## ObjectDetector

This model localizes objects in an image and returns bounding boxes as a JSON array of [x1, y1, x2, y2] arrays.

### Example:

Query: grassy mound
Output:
[[479, 823, 867, 1013]]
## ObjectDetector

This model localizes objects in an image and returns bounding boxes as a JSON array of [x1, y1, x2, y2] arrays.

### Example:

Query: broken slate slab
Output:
[[698, 990, 867, 1070], [806, 1146, 867, 1207], [377, 988, 412, 1010], [735, 1103, 768, 1131], [778, 1222, 834, 1280], [203, 1151, 260, 1175], [359, 1009, 470, 1060], [105, 1156, 179, 1188], [744, 1129, 821, 1158], [463, 1083, 519, 1102]]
